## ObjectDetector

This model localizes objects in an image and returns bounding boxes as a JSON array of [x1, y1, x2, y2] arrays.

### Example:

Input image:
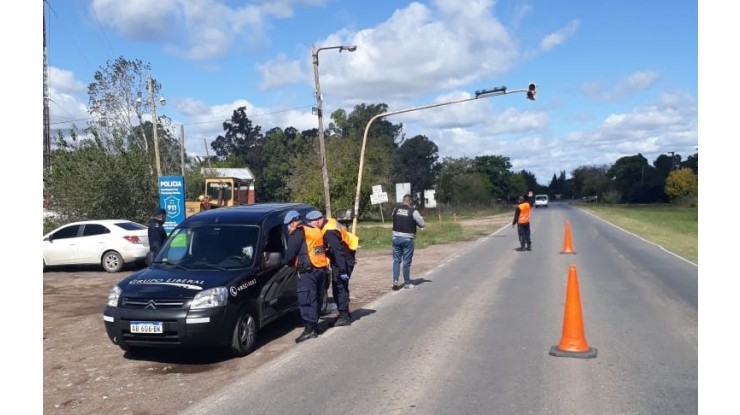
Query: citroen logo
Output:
[[145, 300, 157, 310]]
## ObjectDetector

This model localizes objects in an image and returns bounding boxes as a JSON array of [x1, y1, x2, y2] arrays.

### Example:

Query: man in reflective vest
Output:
[[307, 210, 358, 327], [282, 210, 329, 343], [511, 195, 532, 251]]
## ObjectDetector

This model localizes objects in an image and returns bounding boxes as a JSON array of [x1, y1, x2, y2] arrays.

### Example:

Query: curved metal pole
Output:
[[351, 88, 529, 234]]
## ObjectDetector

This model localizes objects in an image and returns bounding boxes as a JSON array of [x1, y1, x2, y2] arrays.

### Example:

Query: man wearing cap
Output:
[[281, 210, 329, 343], [308, 210, 357, 327], [147, 208, 168, 265]]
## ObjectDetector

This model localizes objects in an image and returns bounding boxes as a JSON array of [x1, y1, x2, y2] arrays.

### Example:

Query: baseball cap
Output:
[[305, 210, 324, 221], [283, 210, 301, 225], [154, 208, 167, 216]]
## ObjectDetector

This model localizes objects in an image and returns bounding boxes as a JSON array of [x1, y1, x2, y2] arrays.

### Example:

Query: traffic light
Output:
[[527, 83, 537, 100]]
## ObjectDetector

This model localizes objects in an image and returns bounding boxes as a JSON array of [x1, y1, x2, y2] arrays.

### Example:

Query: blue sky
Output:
[[42, 0, 698, 185]]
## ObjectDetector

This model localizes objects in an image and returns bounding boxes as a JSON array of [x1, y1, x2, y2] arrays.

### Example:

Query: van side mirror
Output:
[[264, 252, 283, 268]]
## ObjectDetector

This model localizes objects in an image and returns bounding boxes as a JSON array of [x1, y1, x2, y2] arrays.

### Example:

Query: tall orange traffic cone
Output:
[[560, 220, 576, 254], [549, 264, 597, 358]]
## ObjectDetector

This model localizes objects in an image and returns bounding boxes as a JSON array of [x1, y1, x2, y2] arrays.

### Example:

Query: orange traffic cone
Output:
[[560, 220, 576, 254], [549, 264, 597, 358]]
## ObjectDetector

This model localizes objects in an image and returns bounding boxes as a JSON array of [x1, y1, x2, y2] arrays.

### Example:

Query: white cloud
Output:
[[540, 19, 580, 51], [90, 0, 330, 60], [582, 70, 661, 101], [257, 54, 308, 90], [259, 0, 518, 104]]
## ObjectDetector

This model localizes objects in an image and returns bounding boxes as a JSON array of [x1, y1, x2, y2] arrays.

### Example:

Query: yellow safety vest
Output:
[[294, 224, 330, 268], [321, 218, 359, 251]]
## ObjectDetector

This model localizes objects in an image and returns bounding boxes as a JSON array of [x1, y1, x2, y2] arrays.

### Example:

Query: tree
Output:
[[261, 127, 295, 202], [472, 155, 513, 200], [86, 56, 183, 176], [211, 107, 267, 200], [682, 153, 698, 175], [665, 168, 698, 203], [607, 154, 664, 203], [45, 135, 156, 224], [392, 135, 439, 195], [570, 165, 612, 199]]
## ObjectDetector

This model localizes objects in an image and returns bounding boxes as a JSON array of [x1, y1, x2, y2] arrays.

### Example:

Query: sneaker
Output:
[[516, 247, 525, 252], [392, 282, 401, 291], [404, 282, 415, 289]]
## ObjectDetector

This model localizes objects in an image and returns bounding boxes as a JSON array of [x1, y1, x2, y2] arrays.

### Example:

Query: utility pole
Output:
[[180, 125, 185, 177], [148, 75, 162, 177], [43, 0, 52, 209], [312, 44, 357, 218]]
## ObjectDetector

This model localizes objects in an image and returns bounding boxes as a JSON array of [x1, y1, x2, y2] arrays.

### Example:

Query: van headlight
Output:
[[191, 287, 228, 310], [107, 285, 122, 307]]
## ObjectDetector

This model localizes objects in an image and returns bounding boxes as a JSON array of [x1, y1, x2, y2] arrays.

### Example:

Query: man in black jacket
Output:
[[147, 208, 168, 265]]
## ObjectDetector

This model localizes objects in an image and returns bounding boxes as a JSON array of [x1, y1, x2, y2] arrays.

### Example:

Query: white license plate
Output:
[[130, 321, 163, 334]]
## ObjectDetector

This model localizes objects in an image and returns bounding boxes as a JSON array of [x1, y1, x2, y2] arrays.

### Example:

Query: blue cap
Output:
[[305, 210, 324, 221], [283, 210, 300, 225]]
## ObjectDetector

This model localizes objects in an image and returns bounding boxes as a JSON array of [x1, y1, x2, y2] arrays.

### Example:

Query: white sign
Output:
[[395, 183, 411, 203], [372, 185, 383, 195], [424, 189, 437, 208], [370, 192, 388, 205]]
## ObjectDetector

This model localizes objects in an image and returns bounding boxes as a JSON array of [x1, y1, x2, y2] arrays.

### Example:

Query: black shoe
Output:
[[334, 311, 352, 327], [516, 247, 525, 251], [392, 282, 401, 291], [526, 246, 532, 251], [295, 325, 318, 343]]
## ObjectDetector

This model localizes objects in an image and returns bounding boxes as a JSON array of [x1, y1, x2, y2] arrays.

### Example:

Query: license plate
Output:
[[130, 321, 163, 334]]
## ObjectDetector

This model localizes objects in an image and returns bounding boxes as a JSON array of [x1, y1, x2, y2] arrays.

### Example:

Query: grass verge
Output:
[[578, 204, 697, 263]]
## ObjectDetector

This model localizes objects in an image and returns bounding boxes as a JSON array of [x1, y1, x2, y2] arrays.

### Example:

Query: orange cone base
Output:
[[560, 251, 576, 254], [549, 345, 597, 359]]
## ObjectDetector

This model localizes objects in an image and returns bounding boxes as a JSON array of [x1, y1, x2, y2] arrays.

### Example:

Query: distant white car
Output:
[[534, 194, 549, 208], [43, 220, 150, 272]]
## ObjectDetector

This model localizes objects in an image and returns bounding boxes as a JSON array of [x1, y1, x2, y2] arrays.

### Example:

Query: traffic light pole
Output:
[[351, 84, 537, 234]]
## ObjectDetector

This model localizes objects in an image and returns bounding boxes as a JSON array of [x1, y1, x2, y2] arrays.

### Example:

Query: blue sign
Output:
[[158, 176, 185, 235]]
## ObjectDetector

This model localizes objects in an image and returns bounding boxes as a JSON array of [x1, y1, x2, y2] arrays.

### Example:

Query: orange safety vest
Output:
[[294, 224, 329, 269], [517, 202, 531, 224], [321, 218, 359, 251]]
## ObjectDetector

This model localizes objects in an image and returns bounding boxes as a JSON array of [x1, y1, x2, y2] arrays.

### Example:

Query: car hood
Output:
[[118, 266, 249, 297]]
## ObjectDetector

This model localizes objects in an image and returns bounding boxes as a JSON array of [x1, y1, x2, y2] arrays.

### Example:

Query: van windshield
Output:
[[155, 224, 260, 269]]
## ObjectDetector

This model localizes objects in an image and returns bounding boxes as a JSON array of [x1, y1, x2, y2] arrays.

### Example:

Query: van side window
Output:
[[264, 225, 284, 255]]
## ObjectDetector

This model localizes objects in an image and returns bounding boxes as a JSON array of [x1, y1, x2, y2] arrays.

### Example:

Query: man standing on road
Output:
[[512, 195, 532, 251], [282, 210, 329, 343], [147, 208, 168, 265], [391, 194, 425, 290], [309, 210, 358, 327]]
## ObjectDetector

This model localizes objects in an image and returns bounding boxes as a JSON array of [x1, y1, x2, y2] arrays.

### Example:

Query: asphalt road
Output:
[[182, 202, 698, 415]]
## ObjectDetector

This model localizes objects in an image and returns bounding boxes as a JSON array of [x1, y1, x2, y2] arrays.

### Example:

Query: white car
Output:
[[43, 220, 150, 272], [534, 194, 549, 208]]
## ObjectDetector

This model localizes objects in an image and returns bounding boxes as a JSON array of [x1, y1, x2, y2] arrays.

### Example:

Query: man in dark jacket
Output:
[[281, 210, 329, 343], [391, 194, 425, 290], [147, 208, 168, 265], [308, 210, 357, 327]]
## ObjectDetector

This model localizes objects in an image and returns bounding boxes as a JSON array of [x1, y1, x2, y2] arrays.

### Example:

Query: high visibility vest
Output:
[[321, 218, 359, 251], [517, 202, 531, 224], [294, 224, 329, 268]]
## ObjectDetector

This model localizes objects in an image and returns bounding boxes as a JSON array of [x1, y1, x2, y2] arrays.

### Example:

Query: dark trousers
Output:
[[517, 223, 531, 248], [330, 263, 354, 313], [297, 268, 327, 325]]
